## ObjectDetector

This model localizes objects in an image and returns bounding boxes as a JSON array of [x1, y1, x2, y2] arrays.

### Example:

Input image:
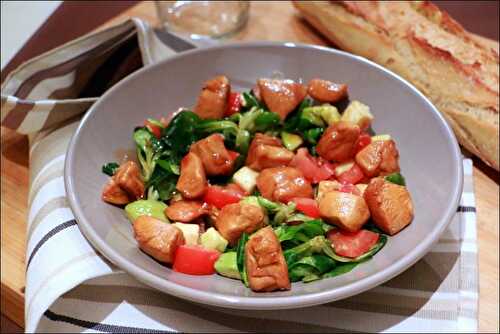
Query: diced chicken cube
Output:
[[364, 178, 414, 235], [102, 177, 130, 205], [190, 133, 236, 176], [318, 191, 370, 232], [102, 161, 144, 205], [172, 223, 200, 246], [214, 202, 265, 245], [355, 140, 400, 177], [165, 200, 208, 223], [257, 79, 307, 120], [133, 216, 185, 263], [256, 167, 313, 203], [316, 180, 342, 202], [307, 79, 348, 103], [246, 133, 294, 171], [245, 226, 291, 292], [114, 161, 145, 200], [316, 121, 361, 162], [176, 152, 207, 199], [194, 75, 230, 119]]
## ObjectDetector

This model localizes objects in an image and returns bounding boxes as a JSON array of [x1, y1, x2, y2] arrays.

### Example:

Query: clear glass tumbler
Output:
[[155, 1, 250, 40]]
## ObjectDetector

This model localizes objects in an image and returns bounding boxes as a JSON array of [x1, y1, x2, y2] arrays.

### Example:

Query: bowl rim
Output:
[[65, 41, 463, 309]]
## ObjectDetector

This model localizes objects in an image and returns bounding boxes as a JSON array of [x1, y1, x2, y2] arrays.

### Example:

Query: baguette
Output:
[[293, 1, 499, 170]]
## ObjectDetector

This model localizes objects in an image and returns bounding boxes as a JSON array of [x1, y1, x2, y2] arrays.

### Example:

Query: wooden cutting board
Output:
[[1, 1, 498, 330]]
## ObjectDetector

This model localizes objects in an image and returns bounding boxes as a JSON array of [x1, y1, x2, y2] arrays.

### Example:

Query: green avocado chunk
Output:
[[124, 200, 168, 223], [281, 131, 303, 151], [214, 252, 241, 280]]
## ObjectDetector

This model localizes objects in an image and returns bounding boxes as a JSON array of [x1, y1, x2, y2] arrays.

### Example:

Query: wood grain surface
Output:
[[1, 1, 498, 331]]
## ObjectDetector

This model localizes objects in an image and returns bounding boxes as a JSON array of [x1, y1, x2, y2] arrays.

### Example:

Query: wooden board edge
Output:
[[1, 282, 25, 328]]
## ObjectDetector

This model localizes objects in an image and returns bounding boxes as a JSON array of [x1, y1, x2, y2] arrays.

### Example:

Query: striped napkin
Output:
[[1, 18, 478, 333]]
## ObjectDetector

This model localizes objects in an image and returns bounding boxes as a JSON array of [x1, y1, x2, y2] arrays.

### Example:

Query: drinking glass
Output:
[[155, 1, 250, 40]]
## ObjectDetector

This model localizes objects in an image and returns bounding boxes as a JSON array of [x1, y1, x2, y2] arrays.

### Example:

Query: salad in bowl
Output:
[[100, 75, 414, 293]]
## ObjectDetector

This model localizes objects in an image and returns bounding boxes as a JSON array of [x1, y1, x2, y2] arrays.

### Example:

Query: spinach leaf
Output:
[[283, 236, 326, 266], [156, 159, 180, 175], [285, 213, 317, 224], [235, 129, 251, 155], [147, 166, 178, 201], [162, 111, 201, 156], [236, 233, 249, 287], [195, 107, 279, 156], [239, 107, 280, 133], [102, 162, 119, 176], [254, 111, 280, 132], [288, 254, 336, 282], [303, 127, 324, 145], [241, 91, 263, 110], [133, 127, 152, 153], [283, 235, 373, 282], [289, 264, 319, 283], [385, 172, 406, 186], [284, 98, 313, 132], [322, 262, 359, 279], [134, 128, 157, 181], [241, 196, 297, 225], [134, 111, 202, 198], [275, 219, 327, 244], [196, 119, 239, 136]]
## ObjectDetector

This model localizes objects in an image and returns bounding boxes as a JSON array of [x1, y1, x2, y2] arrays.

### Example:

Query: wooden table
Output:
[[1, 1, 498, 331]]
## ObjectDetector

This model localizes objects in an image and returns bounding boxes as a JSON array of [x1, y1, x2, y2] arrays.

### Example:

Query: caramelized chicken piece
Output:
[[102, 177, 130, 205], [245, 226, 291, 292], [316, 180, 342, 202], [256, 167, 313, 203], [115, 161, 145, 200], [355, 140, 400, 177], [307, 79, 348, 103], [165, 200, 208, 223], [245, 133, 294, 171], [318, 191, 370, 232], [257, 79, 307, 120], [190, 133, 236, 176], [194, 75, 230, 119], [316, 121, 360, 162], [176, 152, 207, 199], [214, 202, 265, 245], [102, 161, 144, 205], [364, 178, 413, 235], [133, 216, 185, 263]]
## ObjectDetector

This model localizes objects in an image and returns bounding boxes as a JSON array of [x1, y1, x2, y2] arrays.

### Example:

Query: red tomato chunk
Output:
[[225, 91, 242, 116], [173, 245, 220, 275], [203, 185, 245, 209], [355, 133, 372, 154], [290, 197, 321, 218], [327, 229, 379, 258], [337, 163, 365, 185], [289, 148, 334, 184]]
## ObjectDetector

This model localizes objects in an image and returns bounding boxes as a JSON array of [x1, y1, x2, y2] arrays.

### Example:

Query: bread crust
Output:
[[293, 0, 499, 170]]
